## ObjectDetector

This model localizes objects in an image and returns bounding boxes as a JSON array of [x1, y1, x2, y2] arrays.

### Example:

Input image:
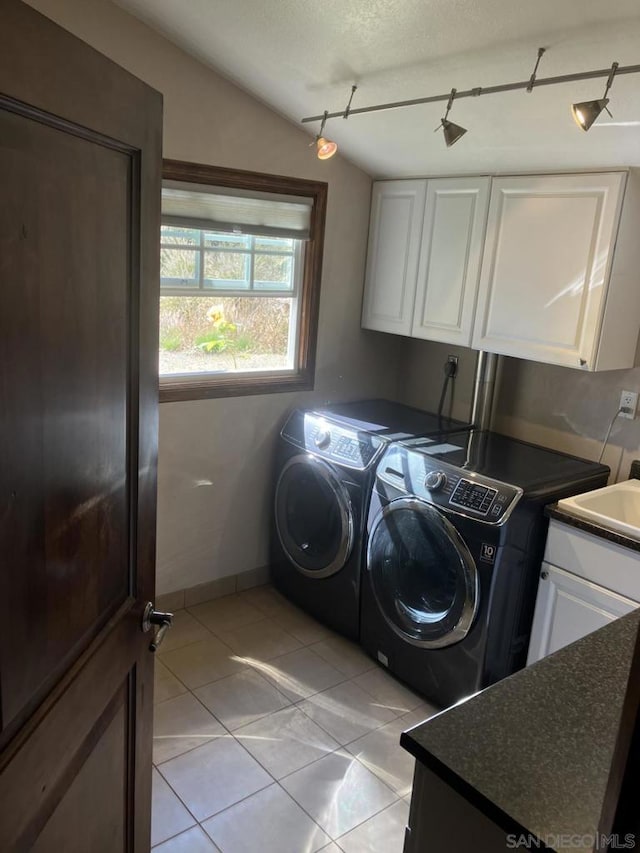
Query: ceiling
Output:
[[114, 0, 640, 178]]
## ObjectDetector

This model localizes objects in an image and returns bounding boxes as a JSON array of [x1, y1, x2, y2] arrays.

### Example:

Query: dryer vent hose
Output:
[[470, 351, 498, 431]]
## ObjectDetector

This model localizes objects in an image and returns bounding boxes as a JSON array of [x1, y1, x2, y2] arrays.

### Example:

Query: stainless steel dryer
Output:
[[270, 400, 470, 640], [361, 430, 609, 705]]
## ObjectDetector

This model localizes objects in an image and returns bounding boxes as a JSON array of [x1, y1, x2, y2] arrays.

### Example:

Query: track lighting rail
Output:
[[301, 62, 640, 124]]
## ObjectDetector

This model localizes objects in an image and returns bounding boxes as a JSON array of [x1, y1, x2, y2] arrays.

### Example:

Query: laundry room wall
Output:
[[397, 338, 640, 482], [26, 0, 404, 594], [491, 356, 640, 483], [397, 339, 480, 425]]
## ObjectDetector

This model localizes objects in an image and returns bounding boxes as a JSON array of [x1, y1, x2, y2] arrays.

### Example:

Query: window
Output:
[[159, 160, 327, 402]]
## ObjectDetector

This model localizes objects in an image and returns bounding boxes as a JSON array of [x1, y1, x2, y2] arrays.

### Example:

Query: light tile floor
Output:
[[152, 585, 438, 853]]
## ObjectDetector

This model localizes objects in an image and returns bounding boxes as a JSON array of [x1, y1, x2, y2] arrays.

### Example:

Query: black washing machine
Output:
[[270, 400, 471, 640], [361, 430, 609, 705]]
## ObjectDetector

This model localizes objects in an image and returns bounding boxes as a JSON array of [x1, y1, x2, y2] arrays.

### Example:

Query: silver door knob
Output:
[[142, 602, 174, 652]]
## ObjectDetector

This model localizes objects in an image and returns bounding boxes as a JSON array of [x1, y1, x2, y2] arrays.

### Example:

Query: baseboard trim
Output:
[[156, 565, 271, 612]]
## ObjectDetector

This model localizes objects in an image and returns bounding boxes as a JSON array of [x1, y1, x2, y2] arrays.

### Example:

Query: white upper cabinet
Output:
[[362, 177, 490, 341], [361, 180, 426, 335], [411, 177, 490, 346], [472, 172, 640, 370], [362, 170, 640, 370]]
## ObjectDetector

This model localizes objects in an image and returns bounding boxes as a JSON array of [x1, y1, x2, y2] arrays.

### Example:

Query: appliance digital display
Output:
[[450, 479, 498, 515], [334, 435, 373, 464]]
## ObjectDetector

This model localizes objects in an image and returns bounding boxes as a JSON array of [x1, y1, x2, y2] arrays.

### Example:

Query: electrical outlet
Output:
[[620, 390, 638, 419]]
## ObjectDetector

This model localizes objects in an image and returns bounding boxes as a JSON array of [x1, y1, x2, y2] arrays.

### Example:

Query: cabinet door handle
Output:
[[541, 570, 549, 580]]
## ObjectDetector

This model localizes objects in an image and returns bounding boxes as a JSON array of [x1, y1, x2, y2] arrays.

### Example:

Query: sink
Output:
[[558, 479, 640, 539]]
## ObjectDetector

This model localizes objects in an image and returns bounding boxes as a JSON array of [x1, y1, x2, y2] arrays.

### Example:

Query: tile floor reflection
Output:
[[152, 585, 438, 852]]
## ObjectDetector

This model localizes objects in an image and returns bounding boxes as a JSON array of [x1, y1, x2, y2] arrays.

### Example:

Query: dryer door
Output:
[[367, 497, 479, 648], [275, 454, 355, 578]]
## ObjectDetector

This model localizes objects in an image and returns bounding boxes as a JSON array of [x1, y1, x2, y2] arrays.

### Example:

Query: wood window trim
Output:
[[159, 159, 327, 403]]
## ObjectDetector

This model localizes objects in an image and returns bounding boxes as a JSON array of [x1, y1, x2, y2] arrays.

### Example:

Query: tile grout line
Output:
[[271, 777, 339, 851], [203, 592, 346, 646], [273, 750, 402, 846], [157, 632, 334, 837], [153, 704, 234, 769], [185, 612, 308, 663], [185, 607, 266, 636], [332, 794, 409, 847], [157, 627, 233, 656], [291, 687, 418, 751], [154, 686, 412, 813], [153, 587, 413, 850], [158, 625, 364, 699], [153, 761, 202, 827], [155, 622, 414, 765], [194, 753, 330, 850]]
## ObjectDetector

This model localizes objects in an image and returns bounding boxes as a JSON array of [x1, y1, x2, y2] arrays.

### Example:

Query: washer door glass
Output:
[[367, 498, 478, 648], [275, 455, 354, 578]]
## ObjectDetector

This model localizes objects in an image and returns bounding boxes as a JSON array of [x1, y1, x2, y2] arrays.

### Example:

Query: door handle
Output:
[[142, 602, 174, 652]]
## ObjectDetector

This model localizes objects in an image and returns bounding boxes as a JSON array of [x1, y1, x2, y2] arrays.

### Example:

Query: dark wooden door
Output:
[[0, 2, 162, 850]]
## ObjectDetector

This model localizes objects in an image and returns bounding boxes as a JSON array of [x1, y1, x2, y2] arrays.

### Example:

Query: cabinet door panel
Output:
[[527, 562, 637, 665], [473, 173, 625, 369], [412, 177, 490, 345], [362, 180, 426, 335]]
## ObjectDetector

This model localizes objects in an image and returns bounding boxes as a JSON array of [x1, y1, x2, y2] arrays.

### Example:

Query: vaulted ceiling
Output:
[[115, 0, 640, 177]]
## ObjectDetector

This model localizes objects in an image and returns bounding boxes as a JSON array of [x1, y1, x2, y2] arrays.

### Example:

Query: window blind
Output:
[[162, 181, 313, 240]]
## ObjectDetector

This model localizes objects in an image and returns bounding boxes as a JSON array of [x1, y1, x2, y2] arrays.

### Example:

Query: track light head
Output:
[[571, 98, 610, 132], [316, 136, 338, 159], [572, 61, 618, 132], [311, 110, 338, 160], [436, 88, 467, 147], [441, 119, 467, 147]]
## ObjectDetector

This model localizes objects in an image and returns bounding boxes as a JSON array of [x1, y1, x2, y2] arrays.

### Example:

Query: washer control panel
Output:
[[280, 411, 384, 470], [330, 433, 377, 465], [377, 444, 522, 524], [450, 479, 498, 516]]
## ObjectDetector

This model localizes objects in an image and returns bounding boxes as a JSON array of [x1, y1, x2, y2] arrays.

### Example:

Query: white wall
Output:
[[396, 338, 640, 483], [491, 357, 640, 483], [397, 339, 479, 425], [26, 0, 403, 593]]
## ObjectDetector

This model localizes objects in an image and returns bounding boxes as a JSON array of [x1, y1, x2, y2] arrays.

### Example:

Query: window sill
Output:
[[159, 369, 313, 402]]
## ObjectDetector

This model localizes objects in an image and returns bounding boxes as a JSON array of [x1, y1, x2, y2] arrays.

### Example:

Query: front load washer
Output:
[[360, 430, 609, 705], [270, 400, 470, 640]]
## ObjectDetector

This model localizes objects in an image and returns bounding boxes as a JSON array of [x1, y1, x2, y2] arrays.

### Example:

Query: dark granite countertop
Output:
[[546, 504, 640, 553], [401, 610, 640, 850]]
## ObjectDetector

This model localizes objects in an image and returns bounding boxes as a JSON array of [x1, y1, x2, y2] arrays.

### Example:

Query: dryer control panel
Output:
[[281, 411, 385, 470], [377, 444, 523, 524]]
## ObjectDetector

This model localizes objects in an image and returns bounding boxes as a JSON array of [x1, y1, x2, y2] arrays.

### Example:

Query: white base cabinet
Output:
[[527, 562, 637, 664], [527, 520, 640, 665]]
